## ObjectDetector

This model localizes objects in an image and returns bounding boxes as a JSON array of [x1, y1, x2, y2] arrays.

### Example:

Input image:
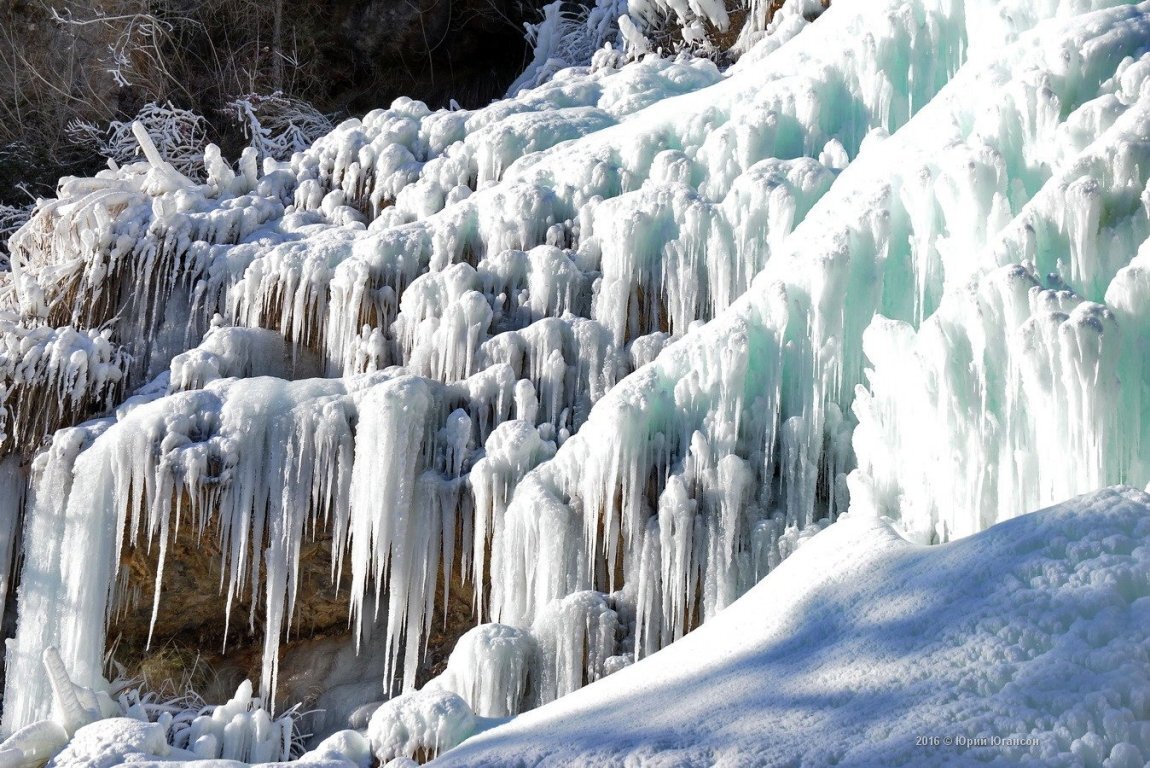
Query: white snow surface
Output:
[[433, 486, 1150, 767]]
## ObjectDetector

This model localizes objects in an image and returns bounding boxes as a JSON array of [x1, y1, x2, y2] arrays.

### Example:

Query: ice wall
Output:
[[4, 365, 492, 729], [849, 12, 1150, 541], [485, 0, 1150, 657], [3, 0, 1150, 754]]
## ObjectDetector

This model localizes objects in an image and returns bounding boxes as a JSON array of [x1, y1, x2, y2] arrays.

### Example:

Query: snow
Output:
[[1, 0, 1150, 763], [27, 717, 369, 768], [0, 720, 69, 768], [432, 486, 1150, 767], [46, 718, 170, 768], [365, 690, 476, 764]]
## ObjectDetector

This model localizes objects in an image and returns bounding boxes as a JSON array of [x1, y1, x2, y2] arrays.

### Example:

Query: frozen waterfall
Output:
[[1, 0, 1150, 763]]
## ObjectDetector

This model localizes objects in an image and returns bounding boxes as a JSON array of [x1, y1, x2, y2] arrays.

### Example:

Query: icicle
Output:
[[530, 591, 619, 705], [42, 648, 100, 736], [348, 376, 440, 693], [470, 421, 556, 618], [429, 623, 536, 717]]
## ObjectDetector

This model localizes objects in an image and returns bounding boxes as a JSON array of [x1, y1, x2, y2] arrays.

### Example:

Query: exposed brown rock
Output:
[[110, 508, 480, 723]]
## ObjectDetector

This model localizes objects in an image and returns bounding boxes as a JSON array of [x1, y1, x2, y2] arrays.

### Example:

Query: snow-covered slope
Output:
[[433, 486, 1150, 768]]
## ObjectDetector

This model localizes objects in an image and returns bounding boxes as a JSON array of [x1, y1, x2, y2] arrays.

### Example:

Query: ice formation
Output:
[[0, 656, 311, 767], [426, 624, 534, 718], [28, 715, 369, 768], [1, 0, 1150, 763], [434, 486, 1150, 766], [365, 689, 477, 764]]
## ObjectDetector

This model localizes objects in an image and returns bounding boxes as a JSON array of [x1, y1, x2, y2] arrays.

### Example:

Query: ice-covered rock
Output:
[[366, 689, 476, 764], [2, 0, 1150, 764]]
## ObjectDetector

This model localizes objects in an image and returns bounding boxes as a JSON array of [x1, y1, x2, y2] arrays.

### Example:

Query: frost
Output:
[[68, 104, 209, 180], [45, 718, 170, 768], [227, 94, 336, 164]]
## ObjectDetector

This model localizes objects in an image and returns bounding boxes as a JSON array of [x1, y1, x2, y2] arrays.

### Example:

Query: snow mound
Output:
[[366, 689, 476, 764], [433, 486, 1150, 767]]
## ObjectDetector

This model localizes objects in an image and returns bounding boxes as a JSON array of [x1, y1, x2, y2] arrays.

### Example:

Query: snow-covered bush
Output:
[[155, 680, 305, 762], [67, 93, 335, 180], [68, 102, 209, 179], [0, 202, 32, 268], [227, 92, 335, 162]]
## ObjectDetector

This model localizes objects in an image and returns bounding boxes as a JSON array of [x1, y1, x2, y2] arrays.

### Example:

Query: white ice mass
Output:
[[1, 0, 1149, 764]]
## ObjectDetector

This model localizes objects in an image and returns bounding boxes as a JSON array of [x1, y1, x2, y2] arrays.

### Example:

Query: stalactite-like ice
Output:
[[529, 591, 622, 706], [4, 0, 1150, 759], [849, 40, 1150, 541], [3, 366, 475, 730], [469, 421, 557, 619], [427, 624, 535, 717], [460, 5, 1150, 716]]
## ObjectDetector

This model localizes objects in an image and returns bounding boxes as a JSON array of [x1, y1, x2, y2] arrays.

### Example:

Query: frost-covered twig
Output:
[[0, 203, 33, 268], [508, 0, 630, 95], [226, 92, 334, 162], [48, 7, 179, 96], [67, 103, 208, 179]]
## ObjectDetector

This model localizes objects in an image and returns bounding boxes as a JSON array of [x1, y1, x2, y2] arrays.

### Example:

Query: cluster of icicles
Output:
[[3, 0, 1150, 763]]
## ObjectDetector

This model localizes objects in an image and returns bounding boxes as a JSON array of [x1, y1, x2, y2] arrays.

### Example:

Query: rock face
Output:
[[110, 513, 478, 729]]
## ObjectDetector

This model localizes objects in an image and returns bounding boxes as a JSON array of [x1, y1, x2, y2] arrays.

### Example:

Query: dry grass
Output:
[[0, 0, 327, 198]]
